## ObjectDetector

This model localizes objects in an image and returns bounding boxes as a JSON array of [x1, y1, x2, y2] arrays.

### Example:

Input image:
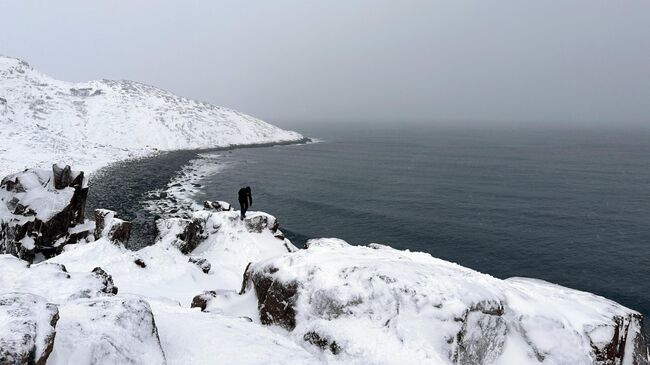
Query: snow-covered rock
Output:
[[0, 55, 306, 177], [3, 197, 648, 364], [203, 200, 231, 212], [241, 238, 650, 365], [188, 257, 211, 274], [48, 296, 166, 365], [93, 209, 131, 245], [0, 165, 91, 262], [0, 293, 59, 365]]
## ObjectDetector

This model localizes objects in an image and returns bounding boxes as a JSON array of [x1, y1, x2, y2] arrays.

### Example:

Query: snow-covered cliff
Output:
[[0, 55, 305, 177], [1, 196, 648, 364]]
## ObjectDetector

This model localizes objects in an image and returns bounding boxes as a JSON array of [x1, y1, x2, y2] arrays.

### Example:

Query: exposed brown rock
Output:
[[191, 291, 217, 311], [241, 264, 298, 330], [94, 209, 131, 245]]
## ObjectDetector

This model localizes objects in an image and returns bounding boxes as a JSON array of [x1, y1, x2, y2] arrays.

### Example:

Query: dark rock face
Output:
[[191, 291, 217, 311], [0, 293, 59, 365], [241, 264, 298, 330], [159, 217, 208, 255], [94, 209, 131, 245], [303, 331, 342, 355], [203, 200, 231, 212], [92, 267, 118, 295], [587, 313, 649, 365], [134, 258, 147, 268], [188, 257, 211, 274], [0, 165, 91, 262]]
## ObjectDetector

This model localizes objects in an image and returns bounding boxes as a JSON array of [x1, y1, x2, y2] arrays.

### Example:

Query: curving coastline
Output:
[[86, 137, 312, 248]]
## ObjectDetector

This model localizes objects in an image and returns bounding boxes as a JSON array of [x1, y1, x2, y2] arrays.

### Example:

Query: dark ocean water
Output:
[[193, 125, 650, 322]]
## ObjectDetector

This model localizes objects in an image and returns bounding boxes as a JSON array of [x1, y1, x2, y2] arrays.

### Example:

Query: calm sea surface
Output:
[[195, 125, 650, 322]]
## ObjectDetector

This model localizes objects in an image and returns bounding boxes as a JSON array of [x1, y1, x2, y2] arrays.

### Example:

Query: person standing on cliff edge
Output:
[[238, 186, 252, 220]]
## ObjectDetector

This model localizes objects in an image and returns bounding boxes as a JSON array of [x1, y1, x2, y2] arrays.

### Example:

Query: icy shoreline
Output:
[[86, 137, 312, 249]]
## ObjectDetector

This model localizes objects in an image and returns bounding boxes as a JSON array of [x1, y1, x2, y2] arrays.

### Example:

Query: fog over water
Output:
[[1, 1, 649, 126]]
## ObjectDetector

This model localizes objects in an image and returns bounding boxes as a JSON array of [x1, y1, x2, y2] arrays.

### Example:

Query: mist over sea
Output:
[[195, 124, 650, 325]]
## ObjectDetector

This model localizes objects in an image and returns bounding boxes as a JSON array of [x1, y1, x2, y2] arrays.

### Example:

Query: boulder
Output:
[[51, 296, 166, 365], [241, 264, 298, 330], [303, 331, 342, 355], [244, 213, 279, 234], [0, 293, 59, 365], [91, 267, 118, 295], [188, 257, 211, 274], [0, 255, 119, 302], [190, 290, 239, 313], [156, 216, 208, 255], [203, 200, 231, 212], [134, 258, 147, 268], [191, 290, 217, 311], [94, 209, 132, 245], [241, 238, 650, 364], [0, 165, 90, 262]]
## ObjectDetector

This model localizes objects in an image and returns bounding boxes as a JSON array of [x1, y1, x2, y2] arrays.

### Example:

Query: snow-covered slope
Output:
[[1, 204, 648, 364], [0, 55, 305, 177]]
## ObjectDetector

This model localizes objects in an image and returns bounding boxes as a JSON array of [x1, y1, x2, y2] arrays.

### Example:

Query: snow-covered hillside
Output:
[[0, 55, 305, 177]]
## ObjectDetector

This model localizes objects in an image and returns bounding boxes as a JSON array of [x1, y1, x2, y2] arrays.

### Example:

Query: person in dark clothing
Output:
[[238, 186, 252, 220]]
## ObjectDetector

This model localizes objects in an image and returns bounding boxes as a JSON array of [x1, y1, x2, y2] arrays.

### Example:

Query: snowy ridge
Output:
[[1, 206, 647, 364], [0, 55, 305, 177]]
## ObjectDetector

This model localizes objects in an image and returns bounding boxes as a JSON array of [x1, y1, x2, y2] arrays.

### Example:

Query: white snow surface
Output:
[[0, 55, 304, 178]]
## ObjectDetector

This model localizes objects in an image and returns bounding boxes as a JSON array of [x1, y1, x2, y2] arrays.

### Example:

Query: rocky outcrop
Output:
[[241, 264, 299, 330], [190, 289, 240, 313], [241, 238, 650, 364], [91, 267, 119, 295], [0, 255, 120, 302], [243, 213, 279, 234], [53, 297, 166, 365], [156, 216, 208, 254], [0, 165, 91, 262], [191, 291, 217, 311], [94, 209, 131, 245], [203, 200, 231, 212], [587, 313, 648, 365], [303, 331, 342, 355], [0, 293, 59, 365], [188, 257, 211, 274]]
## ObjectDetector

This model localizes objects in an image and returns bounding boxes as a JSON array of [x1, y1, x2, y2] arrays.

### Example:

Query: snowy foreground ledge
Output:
[[1, 205, 649, 364]]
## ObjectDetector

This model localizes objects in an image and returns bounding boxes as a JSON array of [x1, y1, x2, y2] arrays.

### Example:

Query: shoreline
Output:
[[85, 137, 313, 249]]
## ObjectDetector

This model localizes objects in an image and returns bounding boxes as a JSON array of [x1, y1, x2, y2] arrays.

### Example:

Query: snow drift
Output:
[[0, 55, 305, 177]]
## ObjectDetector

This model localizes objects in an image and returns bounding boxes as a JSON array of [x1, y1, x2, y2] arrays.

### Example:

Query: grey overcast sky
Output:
[[1, 1, 649, 126]]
